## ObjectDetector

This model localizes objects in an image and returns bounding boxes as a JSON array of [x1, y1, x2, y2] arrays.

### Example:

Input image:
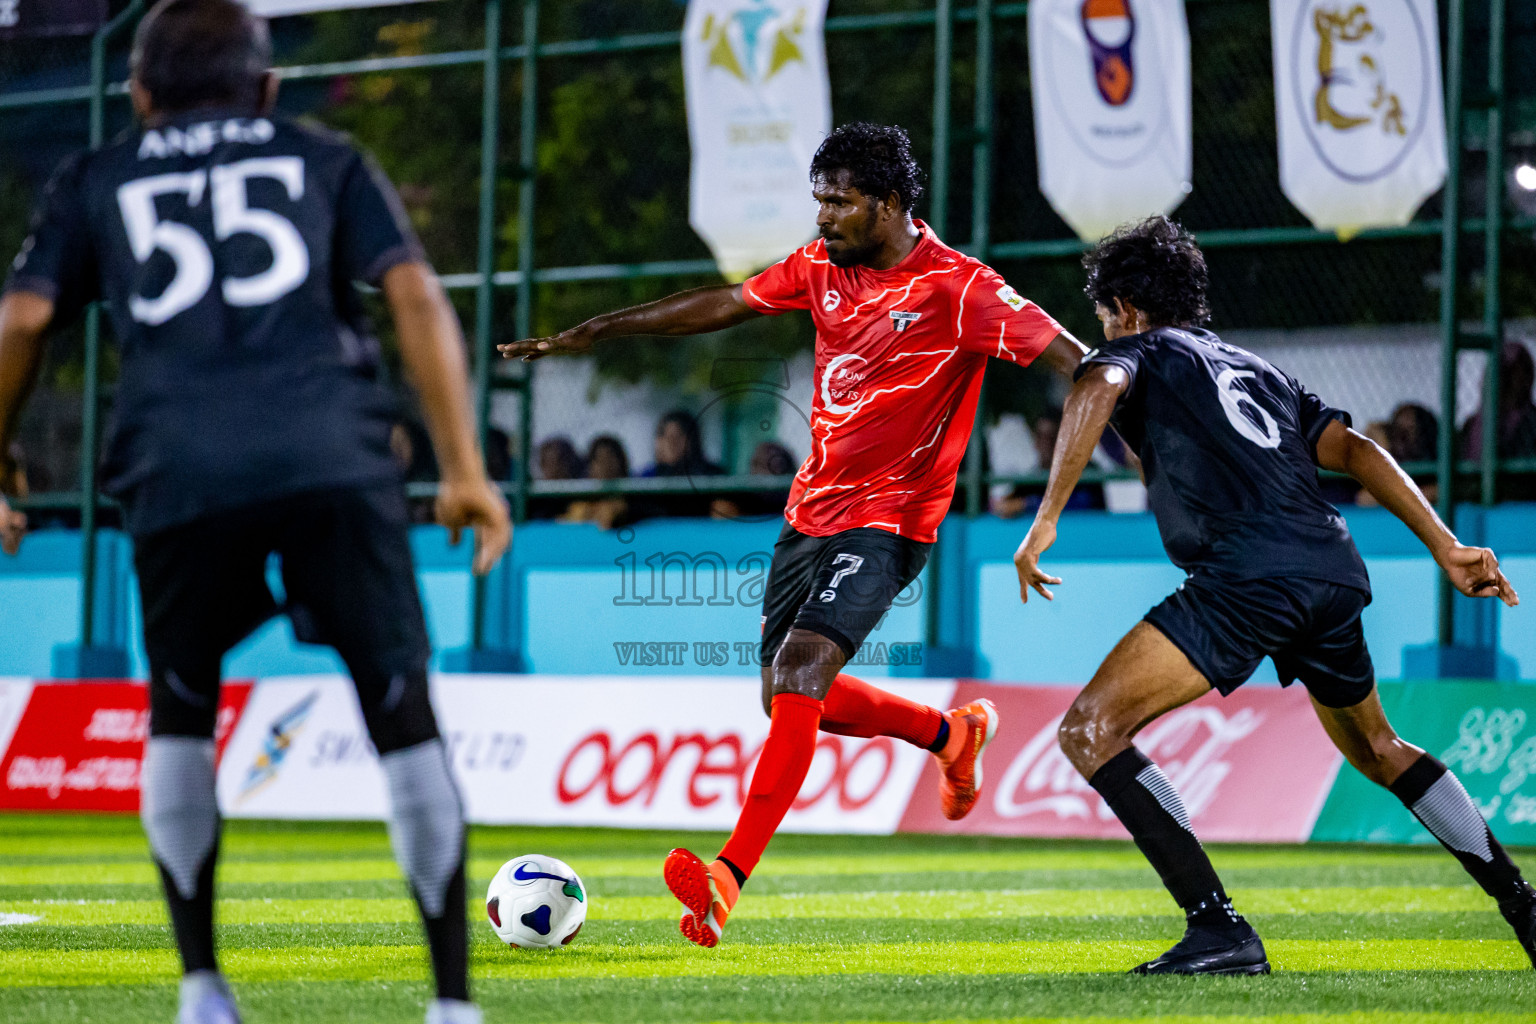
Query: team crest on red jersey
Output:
[[889, 311, 921, 332]]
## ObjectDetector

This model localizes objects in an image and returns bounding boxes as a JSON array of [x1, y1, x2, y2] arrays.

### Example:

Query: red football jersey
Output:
[[742, 221, 1063, 543]]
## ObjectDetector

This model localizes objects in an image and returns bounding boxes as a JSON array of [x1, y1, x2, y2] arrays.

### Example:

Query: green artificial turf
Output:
[[0, 816, 1531, 1022]]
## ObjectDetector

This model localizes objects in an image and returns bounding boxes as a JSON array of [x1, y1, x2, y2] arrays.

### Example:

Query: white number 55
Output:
[[117, 156, 310, 326]]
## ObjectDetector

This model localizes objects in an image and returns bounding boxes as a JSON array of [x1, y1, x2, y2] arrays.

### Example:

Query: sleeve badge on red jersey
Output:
[[889, 310, 921, 332], [996, 284, 1027, 312]]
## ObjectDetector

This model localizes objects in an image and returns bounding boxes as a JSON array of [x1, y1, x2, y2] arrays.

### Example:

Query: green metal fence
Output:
[[0, 0, 1527, 659]]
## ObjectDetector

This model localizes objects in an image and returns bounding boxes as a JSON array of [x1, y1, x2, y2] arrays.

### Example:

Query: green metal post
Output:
[[513, 0, 540, 524], [1478, 0, 1506, 507], [1434, 0, 1466, 646], [78, 0, 145, 651], [930, 0, 953, 237], [470, 0, 503, 651], [963, 0, 993, 519]]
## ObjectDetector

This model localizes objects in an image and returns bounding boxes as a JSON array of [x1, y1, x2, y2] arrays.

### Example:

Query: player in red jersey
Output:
[[501, 123, 1087, 946]]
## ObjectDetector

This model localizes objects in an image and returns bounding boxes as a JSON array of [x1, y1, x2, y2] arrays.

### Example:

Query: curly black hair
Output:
[[1082, 216, 1211, 328], [809, 123, 925, 212]]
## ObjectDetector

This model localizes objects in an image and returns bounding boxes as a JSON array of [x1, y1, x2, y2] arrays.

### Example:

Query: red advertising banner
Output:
[[0, 681, 252, 812], [898, 682, 1344, 842]]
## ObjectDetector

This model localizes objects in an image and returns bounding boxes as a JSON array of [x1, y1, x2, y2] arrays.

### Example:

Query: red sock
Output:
[[718, 692, 822, 879], [819, 673, 945, 750]]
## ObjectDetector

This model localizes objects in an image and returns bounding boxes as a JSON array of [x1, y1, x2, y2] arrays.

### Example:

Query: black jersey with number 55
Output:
[[1079, 327, 1370, 594], [4, 111, 422, 537]]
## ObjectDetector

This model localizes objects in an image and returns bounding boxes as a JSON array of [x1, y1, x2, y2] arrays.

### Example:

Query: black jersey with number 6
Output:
[[4, 111, 423, 537], [1078, 327, 1370, 594]]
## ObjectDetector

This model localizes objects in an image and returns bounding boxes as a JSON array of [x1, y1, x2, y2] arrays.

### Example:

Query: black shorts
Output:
[[758, 522, 930, 666], [134, 484, 436, 748], [1144, 573, 1375, 708]]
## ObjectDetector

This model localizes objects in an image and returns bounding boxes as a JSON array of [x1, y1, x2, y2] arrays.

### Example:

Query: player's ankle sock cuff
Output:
[[717, 856, 748, 892], [1088, 746, 1151, 802], [926, 716, 951, 755], [1183, 890, 1243, 929], [709, 859, 743, 908]]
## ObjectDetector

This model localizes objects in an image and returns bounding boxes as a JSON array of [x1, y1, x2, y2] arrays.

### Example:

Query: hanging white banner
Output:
[[683, 0, 831, 282], [245, 0, 438, 17], [1029, 0, 1192, 242], [1271, 0, 1445, 236]]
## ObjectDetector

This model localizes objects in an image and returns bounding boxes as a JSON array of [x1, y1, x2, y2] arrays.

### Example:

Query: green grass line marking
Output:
[[3, 938, 1526, 986], [1, 886, 1496, 928]]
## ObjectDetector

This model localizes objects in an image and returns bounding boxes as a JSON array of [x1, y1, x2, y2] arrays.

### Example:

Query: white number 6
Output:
[[1215, 369, 1281, 449]]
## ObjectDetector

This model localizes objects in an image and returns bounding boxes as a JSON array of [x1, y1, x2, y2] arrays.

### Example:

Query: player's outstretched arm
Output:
[[1033, 330, 1092, 379], [1013, 364, 1130, 603], [0, 291, 53, 556], [497, 284, 760, 361], [1315, 418, 1518, 606], [383, 262, 511, 576]]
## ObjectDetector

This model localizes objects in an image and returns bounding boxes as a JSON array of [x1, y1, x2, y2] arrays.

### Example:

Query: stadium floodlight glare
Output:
[[1515, 163, 1536, 192]]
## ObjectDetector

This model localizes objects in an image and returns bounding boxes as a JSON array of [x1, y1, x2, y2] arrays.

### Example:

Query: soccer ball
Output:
[[485, 854, 587, 948]]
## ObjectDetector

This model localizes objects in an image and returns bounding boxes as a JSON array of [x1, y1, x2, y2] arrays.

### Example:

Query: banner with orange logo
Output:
[[1028, 0, 1192, 241], [683, 0, 831, 281], [1270, 0, 1445, 236]]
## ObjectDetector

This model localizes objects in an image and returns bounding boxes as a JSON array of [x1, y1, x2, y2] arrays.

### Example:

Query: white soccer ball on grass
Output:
[[484, 854, 587, 948]]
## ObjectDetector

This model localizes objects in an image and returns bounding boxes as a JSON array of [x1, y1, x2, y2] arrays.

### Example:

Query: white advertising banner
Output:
[[1029, 0, 1192, 241], [683, 0, 831, 281], [245, 0, 438, 17], [1271, 0, 1445, 235], [218, 675, 957, 832]]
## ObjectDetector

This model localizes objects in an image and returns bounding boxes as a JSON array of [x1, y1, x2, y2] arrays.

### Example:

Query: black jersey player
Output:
[[1013, 216, 1531, 975], [0, 3, 510, 1022]]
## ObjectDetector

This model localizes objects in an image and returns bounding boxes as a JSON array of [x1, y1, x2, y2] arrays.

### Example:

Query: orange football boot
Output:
[[663, 848, 739, 948], [937, 698, 1000, 820]]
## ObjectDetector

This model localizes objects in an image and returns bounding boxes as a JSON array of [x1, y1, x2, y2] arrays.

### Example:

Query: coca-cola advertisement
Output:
[[0, 681, 251, 812], [899, 682, 1346, 842]]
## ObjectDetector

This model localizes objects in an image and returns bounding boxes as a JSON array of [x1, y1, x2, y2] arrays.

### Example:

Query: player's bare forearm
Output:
[[384, 262, 511, 575], [1034, 330, 1091, 379], [0, 291, 52, 556], [498, 284, 760, 361], [1316, 419, 1517, 605], [1035, 365, 1125, 524], [384, 262, 482, 482], [0, 292, 52, 460]]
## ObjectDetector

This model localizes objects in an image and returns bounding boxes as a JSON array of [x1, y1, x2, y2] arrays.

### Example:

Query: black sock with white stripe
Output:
[[1090, 746, 1240, 927], [1390, 753, 1528, 906]]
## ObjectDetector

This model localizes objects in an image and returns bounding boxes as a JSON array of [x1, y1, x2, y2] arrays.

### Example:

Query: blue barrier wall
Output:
[[2, 505, 1531, 681]]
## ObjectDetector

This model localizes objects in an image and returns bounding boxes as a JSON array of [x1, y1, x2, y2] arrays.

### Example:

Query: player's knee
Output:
[[1057, 695, 1126, 773], [356, 668, 441, 756], [760, 667, 775, 717], [1346, 733, 1410, 787]]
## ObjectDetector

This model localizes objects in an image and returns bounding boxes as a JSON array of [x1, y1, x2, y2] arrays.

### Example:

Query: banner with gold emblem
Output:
[[683, 0, 831, 281], [1028, 0, 1192, 242], [1271, 0, 1445, 236]]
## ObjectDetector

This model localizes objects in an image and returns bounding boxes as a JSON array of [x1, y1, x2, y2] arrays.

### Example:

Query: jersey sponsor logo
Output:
[[889, 310, 921, 333], [137, 118, 276, 160], [995, 284, 1027, 312], [821, 290, 842, 312], [820, 353, 868, 415]]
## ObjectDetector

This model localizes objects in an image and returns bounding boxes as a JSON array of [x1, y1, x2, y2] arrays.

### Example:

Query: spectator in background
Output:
[[1461, 342, 1536, 462], [720, 440, 796, 520], [561, 434, 632, 530], [529, 435, 584, 520], [389, 419, 439, 523], [993, 409, 1104, 518], [483, 427, 514, 483], [636, 410, 726, 519], [1357, 403, 1439, 507]]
